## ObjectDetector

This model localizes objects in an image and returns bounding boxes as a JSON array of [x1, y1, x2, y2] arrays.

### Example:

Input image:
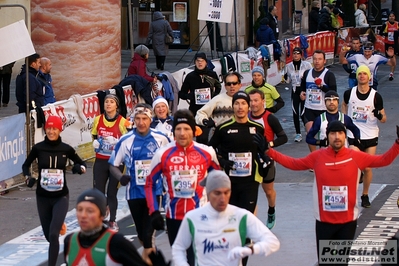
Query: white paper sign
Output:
[[198, 0, 234, 23], [0, 20, 35, 67]]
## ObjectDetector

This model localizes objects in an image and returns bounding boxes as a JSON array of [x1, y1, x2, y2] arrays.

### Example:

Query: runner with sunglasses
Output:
[[195, 72, 243, 142], [284, 47, 312, 142]]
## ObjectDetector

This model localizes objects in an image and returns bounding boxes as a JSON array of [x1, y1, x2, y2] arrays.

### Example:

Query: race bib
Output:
[[351, 107, 368, 123], [388, 32, 394, 42], [307, 89, 322, 104], [171, 170, 197, 198], [194, 88, 211, 105], [135, 160, 151, 185], [228, 152, 252, 177], [322, 185, 348, 211], [40, 169, 64, 192]]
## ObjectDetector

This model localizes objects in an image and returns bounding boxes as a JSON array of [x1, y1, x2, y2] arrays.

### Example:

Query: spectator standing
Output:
[[309, 1, 320, 34], [15, 53, 44, 113], [146, 11, 174, 70], [150, 96, 174, 140], [0, 62, 15, 107], [355, 4, 369, 27], [38, 57, 56, 105], [256, 18, 275, 47], [267, 5, 279, 40], [318, 4, 334, 31]]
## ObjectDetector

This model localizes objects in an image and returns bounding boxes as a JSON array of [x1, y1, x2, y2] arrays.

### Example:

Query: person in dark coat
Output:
[[15, 53, 44, 113], [317, 4, 335, 31], [309, 1, 320, 33], [267, 5, 279, 40], [256, 18, 276, 47], [146, 11, 174, 71]]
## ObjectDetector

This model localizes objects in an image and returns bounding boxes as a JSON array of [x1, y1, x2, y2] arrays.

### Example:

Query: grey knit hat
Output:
[[200, 170, 231, 194], [252, 66, 265, 77], [135, 44, 150, 57]]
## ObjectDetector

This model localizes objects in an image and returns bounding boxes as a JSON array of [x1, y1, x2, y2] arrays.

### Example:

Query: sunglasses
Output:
[[226, 81, 239, 86], [293, 51, 302, 55]]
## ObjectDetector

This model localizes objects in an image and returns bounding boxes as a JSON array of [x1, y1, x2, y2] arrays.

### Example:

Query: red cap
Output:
[[45, 116, 63, 131]]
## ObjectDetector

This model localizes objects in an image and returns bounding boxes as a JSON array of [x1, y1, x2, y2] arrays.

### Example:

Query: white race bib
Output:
[[194, 88, 211, 105], [322, 185, 348, 212], [307, 89, 322, 104], [228, 152, 252, 177], [171, 170, 197, 198], [351, 107, 368, 123], [135, 160, 151, 185], [40, 169, 64, 191]]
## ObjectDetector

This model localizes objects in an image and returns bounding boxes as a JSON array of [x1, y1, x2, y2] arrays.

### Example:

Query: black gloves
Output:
[[353, 138, 364, 151], [119, 175, 131, 186], [149, 248, 171, 266], [317, 138, 328, 147], [373, 109, 383, 120], [202, 118, 215, 128], [151, 210, 165, 231], [25, 176, 36, 188], [218, 157, 235, 172], [72, 164, 83, 174], [259, 154, 273, 168], [253, 133, 268, 154]]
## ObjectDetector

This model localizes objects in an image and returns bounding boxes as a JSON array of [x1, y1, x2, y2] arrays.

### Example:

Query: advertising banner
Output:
[[0, 114, 26, 182]]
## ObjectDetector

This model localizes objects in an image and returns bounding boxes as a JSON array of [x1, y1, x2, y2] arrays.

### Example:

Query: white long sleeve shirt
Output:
[[172, 203, 280, 266]]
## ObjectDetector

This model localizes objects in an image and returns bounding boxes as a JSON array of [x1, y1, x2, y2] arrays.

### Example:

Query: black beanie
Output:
[[194, 52, 207, 61], [173, 109, 196, 134], [326, 120, 347, 136], [77, 188, 107, 216], [232, 91, 250, 106]]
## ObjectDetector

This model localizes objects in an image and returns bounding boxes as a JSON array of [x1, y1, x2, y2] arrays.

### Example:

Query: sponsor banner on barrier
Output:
[[0, 114, 26, 182]]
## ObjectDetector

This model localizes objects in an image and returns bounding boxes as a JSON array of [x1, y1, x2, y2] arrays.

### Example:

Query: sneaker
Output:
[[361, 195, 371, 208], [389, 72, 394, 81], [294, 134, 302, 142], [266, 213, 276, 229], [108, 221, 119, 231], [60, 222, 67, 235]]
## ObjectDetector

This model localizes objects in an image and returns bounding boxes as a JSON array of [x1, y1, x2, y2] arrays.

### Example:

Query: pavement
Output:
[[2, 45, 399, 266]]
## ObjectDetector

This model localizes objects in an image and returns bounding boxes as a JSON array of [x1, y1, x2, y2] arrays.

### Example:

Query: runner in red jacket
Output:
[[256, 121, 399, 261]]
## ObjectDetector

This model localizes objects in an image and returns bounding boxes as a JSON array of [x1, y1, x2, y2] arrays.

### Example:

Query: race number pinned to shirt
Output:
[[228, 152, 252, 177], [40, 169, 64, 191], [195, 88, 211, 105], [351, 106, 368, 123], [171, 170, 197, 198], [307, 88, 322, 104], [135, 160, 151, 185], [322, 185, 348, 211]]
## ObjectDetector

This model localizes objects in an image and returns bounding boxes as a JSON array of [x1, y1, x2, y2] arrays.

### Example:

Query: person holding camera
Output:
[[22, 115, 87, 266]]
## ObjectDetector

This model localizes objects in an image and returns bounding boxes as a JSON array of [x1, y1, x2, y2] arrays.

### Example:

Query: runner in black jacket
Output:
[[22, 116, 87, 266]]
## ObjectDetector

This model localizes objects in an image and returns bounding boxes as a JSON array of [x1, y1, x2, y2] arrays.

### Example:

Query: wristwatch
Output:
[[269, 141, 274, 148], [246, 243, 254, 254]]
